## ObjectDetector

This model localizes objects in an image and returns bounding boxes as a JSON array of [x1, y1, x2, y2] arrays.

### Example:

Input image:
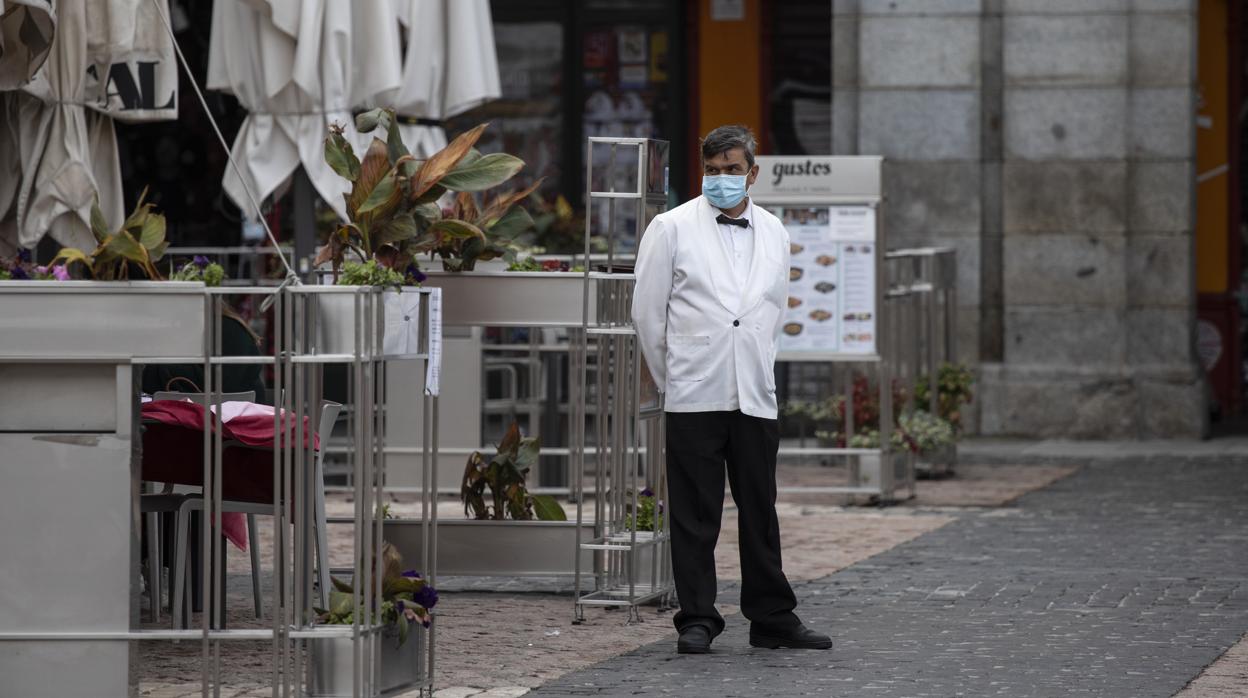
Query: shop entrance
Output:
[[1197, 0, 1246, 430]]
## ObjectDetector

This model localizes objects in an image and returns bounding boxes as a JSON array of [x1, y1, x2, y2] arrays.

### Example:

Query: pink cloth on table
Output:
[[142, 400, 320, 551]]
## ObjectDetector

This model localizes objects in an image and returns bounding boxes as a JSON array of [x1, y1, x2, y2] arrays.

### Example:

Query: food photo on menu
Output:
[[767, 204, 878, 356]]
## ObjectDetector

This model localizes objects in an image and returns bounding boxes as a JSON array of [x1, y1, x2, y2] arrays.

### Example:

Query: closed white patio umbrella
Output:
[[0, 0, 54, 90], [0, 0, 178, 256], [208, 0, 402, 222], [392, 0, 501, 158]]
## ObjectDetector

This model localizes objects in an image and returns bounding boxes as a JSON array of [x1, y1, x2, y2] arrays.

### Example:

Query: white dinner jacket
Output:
[[631, 196, 791, 419]]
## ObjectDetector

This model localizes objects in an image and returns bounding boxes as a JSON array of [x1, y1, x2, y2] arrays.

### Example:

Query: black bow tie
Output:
[[716, 213, 748, 228]]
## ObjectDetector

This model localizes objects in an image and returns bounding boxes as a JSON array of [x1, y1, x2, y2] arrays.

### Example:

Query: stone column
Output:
[[978, 0, 1203, 438]]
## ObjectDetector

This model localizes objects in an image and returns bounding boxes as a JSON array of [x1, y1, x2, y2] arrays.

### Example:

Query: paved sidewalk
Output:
[[527, 459, 1248, 697]]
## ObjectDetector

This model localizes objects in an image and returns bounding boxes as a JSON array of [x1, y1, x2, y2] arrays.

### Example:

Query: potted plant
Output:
[[618, 487, 663, 541], [913, 362, 973, 475], [315, 108, 537, 280], [0, 193, 207, 372], [386, 422, 597, 578], [307, 542, 437, 697], [795, 372, 915, 493], [460, 421, 567, 522]]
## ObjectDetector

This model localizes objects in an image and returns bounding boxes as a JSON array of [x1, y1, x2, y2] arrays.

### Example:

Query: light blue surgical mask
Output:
[[702, 174, 749, 210]]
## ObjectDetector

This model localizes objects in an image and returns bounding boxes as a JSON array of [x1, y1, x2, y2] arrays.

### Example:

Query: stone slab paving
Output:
[[135, 463, 1076, 695], [527, 460, 1248, 697]]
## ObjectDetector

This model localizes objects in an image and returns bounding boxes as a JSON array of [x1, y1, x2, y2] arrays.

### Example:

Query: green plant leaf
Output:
[[412, 184, 446, 205], [325, 130, 361, 181], [428, 219, 485, 241], [396, 610, 409, 647], [49, 248, 93, 276], [357, 168, 400, 216], [373, 212, 418, 248], [347, 138, 392, 221], [487, 206, 535, 240], [387, 115, 409, 164], [515, 436, 540, 469], [459, 148, 483, 168], [103, 230, 149, 265], [148, 241, 169, 262], [530, 494, 566, 521], [438, 153, 524, 192], [329, 589, 353, 617], [409, 123, 488, 201], [89, 199, 110, 242], [330, 576, 354, 594], [139, 212, 166, 250], [355, 108, 387, 134]]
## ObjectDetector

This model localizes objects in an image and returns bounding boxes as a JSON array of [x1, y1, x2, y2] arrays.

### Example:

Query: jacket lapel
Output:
[[697, 196, 743, 314], [737, 199, 770, 316]]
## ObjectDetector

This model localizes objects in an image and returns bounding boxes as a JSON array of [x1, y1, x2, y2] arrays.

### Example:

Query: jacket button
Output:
[[733, 320, 740, 327]]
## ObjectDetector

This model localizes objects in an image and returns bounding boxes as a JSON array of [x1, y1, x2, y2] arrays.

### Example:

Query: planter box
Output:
[[387, 519, 595, 577], [0, 280, 207, 360], [853, 451, 913, 497], [421, 271, 594, 327], [305, 287, 424, 360], [306, 626, 427, 697], [0, 281, 207, 696], [604, 531, 670, 587], [917, 442, 957, 477], [0, 281, 206, 432]]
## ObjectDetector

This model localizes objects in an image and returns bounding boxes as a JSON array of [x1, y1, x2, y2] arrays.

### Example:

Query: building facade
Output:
[[829, 0, 1205, 438]]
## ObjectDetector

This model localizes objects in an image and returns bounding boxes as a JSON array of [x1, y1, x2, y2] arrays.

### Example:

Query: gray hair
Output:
[[700, 125, 757, 168]]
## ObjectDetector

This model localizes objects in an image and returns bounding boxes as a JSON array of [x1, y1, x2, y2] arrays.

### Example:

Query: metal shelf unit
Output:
[[574, 137, 676, 622]]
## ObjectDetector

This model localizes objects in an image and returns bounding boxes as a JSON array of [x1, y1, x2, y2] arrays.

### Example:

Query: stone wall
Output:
[[831, 0, 1205, 437]]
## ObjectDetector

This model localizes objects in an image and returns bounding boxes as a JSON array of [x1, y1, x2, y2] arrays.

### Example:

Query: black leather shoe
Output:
[[677, 625, 712, 654], [749, 624, 832, 650]]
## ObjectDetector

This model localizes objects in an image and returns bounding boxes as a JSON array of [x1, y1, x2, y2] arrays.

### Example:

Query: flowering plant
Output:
[[315, 542, 436, 648], [1, 249, 70, 281], [170, 255, 225, 286], [898, 410, 955, 453], [624, 487, 664, 532], [914, 363, 974, 433], [506, 257, 585, 272]]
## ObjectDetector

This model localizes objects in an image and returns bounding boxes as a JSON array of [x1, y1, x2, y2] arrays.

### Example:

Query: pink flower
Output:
[[51, 265, 70, 281], [34, 265, 47, 275]]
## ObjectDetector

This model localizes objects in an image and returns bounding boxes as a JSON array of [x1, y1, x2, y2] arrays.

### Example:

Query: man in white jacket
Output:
[[632, 125, 832, 654]]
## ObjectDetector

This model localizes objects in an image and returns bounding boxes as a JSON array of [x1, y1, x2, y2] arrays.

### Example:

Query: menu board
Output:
[[770, 205, 878, 356]]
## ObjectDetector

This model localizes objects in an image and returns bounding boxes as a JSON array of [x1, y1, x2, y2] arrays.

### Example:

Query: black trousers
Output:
[[665, 410, 799, 636]]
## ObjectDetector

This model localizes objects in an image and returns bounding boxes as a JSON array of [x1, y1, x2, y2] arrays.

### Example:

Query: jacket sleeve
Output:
[[631, 215, 674, 393]]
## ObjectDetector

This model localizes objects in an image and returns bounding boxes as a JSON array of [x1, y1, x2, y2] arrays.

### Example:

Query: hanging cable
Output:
[[147, 0, 300, 287]]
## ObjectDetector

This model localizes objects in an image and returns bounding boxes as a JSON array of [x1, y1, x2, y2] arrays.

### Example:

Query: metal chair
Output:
[[141, 390, 255, 623], [164, 400, 342, 628]]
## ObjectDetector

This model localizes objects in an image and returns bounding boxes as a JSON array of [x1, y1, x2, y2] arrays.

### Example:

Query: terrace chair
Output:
[[143, 394, 341, 629], [141, 390, 255, 623]]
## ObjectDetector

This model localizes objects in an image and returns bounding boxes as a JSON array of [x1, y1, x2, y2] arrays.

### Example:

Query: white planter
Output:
[[604, 531, 669, 587], [0, 280, 206, 359], [917, 442, 957, 476], [306, 625, 427, 697], [421, 271, 594, 327], [853, 451, 913, 495], [0, 280, 206, 431], [305, 286, 425, 360], [0, 280, 206, 696], [386, 519, 596, 577]]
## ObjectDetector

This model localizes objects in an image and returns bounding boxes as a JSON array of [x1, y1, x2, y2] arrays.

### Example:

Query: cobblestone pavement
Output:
[[526, 460, 1248, 697], [136, 463, 1078, 696]]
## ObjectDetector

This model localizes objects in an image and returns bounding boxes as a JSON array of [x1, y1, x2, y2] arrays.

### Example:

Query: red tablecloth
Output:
[[141, 400, 320, 550]]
